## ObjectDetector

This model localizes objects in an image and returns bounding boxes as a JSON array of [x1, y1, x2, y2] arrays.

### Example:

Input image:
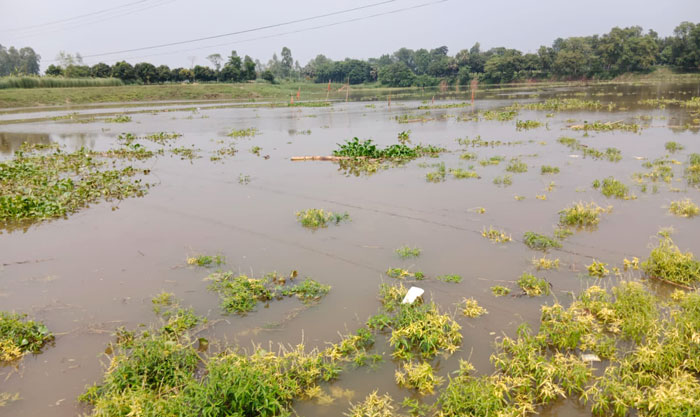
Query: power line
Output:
[[83, 0, 448, 66], [1, 0, 153, 32], [6, 1, 175, 41], [78, 0, 398, 59]]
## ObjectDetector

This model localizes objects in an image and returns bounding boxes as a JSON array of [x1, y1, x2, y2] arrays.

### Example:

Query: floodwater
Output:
[[1, 82, 699, 416]]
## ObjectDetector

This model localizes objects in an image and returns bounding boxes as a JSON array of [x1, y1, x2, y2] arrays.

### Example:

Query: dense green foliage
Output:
[[0, 312, 53, 362]]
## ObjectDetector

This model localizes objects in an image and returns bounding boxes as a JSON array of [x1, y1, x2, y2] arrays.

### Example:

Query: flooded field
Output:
[[1, 82, 699, 416]]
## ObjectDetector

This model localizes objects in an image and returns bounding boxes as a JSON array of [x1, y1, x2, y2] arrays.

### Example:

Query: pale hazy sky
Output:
[[0, 0, 698, 70]]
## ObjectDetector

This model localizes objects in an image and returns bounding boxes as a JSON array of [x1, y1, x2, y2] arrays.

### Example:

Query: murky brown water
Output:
[[1, 82, 699, 416]]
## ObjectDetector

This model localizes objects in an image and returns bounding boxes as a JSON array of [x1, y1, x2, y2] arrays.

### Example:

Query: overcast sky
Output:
[[1, 0, 698, 71]]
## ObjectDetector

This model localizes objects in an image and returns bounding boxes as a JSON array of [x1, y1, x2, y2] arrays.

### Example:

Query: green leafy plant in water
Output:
[[0, 312, 53, 362], [641, 235, 700, 287], [0, 146, 148, 226], [105, 114, 132, 123], [664, 141, 684, 153], [685, 153, 700, 187], [515, 119, 542, 130], [669, 199, 699, 217], [541, 165, 560, 174], [461, 298, 487, 318], [437, 274, 462, 283], [481, 226, 512, 243], [397, 130, 411, 144], [227, 127, 258, 138], [395, 361, 444, 395], [523, 231, 561, 250], [558, 201, 611, 228], [490, 286, 510, 296], [396, 245, 421, 259], [492, 174, 512, 187], [448, 168, 479, 179], [505, 158, 528, 173], [587, 260, 610, 278], [517, 272, 550, 296], [333, 137, 443, 160], [594, 177, 635, 200], [386, 268, 425, 280], [296, 208, 350, 229], [186, 254, 225, 267], [425, 162, 446, 183]]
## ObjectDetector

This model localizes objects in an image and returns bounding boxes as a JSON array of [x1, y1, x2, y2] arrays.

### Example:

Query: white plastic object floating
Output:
[[581, 353, 601, 362], [402, 287, 425, 304]]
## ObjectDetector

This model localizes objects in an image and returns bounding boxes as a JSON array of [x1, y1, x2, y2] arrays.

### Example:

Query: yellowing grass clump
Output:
[[641, 236, 700, 286], [559, 202, 611, 228], [669, 199, 699, 217]]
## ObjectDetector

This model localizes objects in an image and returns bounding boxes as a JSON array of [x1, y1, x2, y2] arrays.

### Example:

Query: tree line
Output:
[[1, 21, 698, 86]]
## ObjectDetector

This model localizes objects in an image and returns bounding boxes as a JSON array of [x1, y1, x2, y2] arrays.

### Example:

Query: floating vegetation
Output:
[[554, 227, 573, 239], [386, 268, 425, 280], [570, 120, 639, 132], [532, 257, 560, 270], [516, 273, 550, 296], [684, 153, 700, 187], [515, 119, 542, 130], [536, 194, 548, 201], [593, 177, 636, 200], [514, 195, 525, 201], [490, 285, 511, 296], [105, 114, 132, 123], [426, 162, 446, 183], [396, 246, 421, 259], [541, 165, 560, 174], [493, 174, 513, 187], [334, 138, 444, 161], [623, 257, 640, 271], [437, 274, 462, 283], [102, 142, 155, 160], [170, 146, 200, 160], [457, 136, 523, 148], [641, 235, 700, 287], [482, 226, 512, 243], [395, 361, 444, 394], [395, 112, 433, 124], [250, 146, 262, 156], [461, 298, 488, 318], [634, 157, 676, 185], [186, 254, 225, 267], [664, 141, 684, 153], [143, 132, 182, 144], [479, 155, 505, 166], [0, 146, 148, 226], [346, 391, 401, 417], [418, 102, 471, 110], [523, 231, 561, 251], [482, 109, 518, 121], [0, 312, 53, 362], [397, 130, 411, 144], [206, 271, 330, 314], [505, 158, 528, 173], [296, 208, 350, 229], [557, 136, 622, 162], [514, 98, 607, 112], [558, 201, 611, 228], [378, 284, 462, 361], [587, 260, 610, 278], [227, 127, 258, 138], [448, 168, 480, 179], [459, 151, 477, 160], [669, 199, 699, 217]]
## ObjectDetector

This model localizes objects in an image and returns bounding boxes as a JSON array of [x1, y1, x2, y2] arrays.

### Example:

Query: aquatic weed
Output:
[[396, 246, 421, 259], [481, 226, 512, 243], [0, 312, 53, 362], [669, 199, 699, 217], [523, 232, 561, 251], [490, 286, 511, 296], [296, 209, 350, 229], [587, 260, 610, 278], [559, 201, 611, 228], [437, 274, 462, 283], [517, 273, 550, 296], [641, 235, 700, 286]]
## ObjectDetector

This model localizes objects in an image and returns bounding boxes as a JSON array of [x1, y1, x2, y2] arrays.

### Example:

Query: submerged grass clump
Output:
[[587, 260, 610, 278], [541, 165, 560, 174], [685, 153, 700, 187], [490, 285, 511, 296], [186, 254, 225, 267], [669, 199, 699, 217], [437, 274, 462, 283], [558, 201, 611, 228], [594, 177, 636, 200], [641, 235, 700, 287], [448, 168, 479, 179], [532, 257, 560, 270], [425, 162, 446, 183], [461, 298, 488, 318], [492, 174, 513, 187], [0, 145, 148, 226], [664, 141, 684, 153], [395, 246, 421, 259], [517, 273, 550, 296], [482, 226, 512, 243], [227, 127, 258, 138], [395, 361, 444, 394], [523, 231, 561, 251], [206, 271, 330, 314], [386, 268, 425, 280], [0, 312, 53, 362], [296, 208, 350, 229], [505, 158, 528, 173], [515, 119, 542, 130]]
